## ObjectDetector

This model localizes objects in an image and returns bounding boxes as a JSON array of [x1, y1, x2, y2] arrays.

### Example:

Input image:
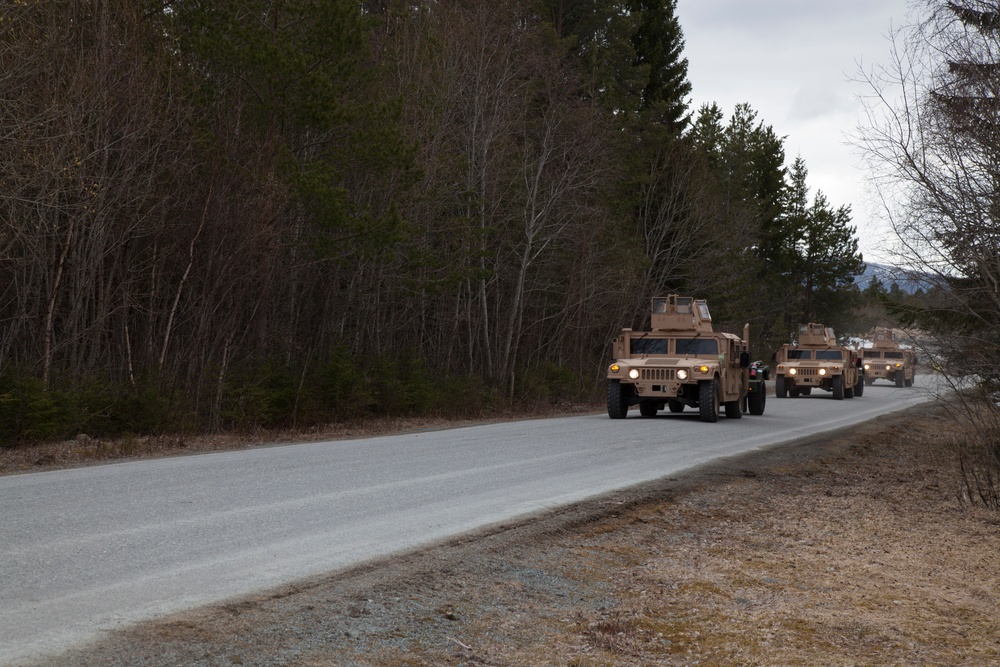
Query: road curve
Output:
[[0, 377, 936, 666]]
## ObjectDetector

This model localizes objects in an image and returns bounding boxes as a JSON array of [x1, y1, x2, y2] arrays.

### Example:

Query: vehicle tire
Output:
[[699, 378, 719, 423], [748, 386, 766, 416], [724, 396, 742, 419], [801, 387, 812, 396], [905, 377, 913, 387], [865, 376, 874, 386], [845, 384, 854, 399], [639, 400, 658, 417], [895, 372, 904, 388], [668, 400, 685, 413], [832, 375, 844, 400], [775, 375, 787, 398], [854, 378, 864, 397], [607, 380, 629, 419], [789, 387, 801, 398]]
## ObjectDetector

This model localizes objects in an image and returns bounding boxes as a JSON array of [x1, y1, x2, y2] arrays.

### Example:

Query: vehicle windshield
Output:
[[630, 338, 669, 355], [864, 350, 882, 358], [884, 351, 905, 359], [787, 350, 811, 360], [675, 338, 719, 356], [816, 350, 843, 360]]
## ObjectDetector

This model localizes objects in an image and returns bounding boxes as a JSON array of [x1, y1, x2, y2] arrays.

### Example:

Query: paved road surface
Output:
[[0, 378, 935, 665]]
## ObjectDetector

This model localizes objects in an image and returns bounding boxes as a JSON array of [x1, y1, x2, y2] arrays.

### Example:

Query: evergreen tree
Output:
[[628, 0, 692, 132], [542, 0, 692, 129], [795, 191, 865, 324]]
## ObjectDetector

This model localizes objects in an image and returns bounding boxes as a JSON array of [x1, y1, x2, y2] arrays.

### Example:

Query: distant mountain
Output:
[[854, 262, 934, 295]]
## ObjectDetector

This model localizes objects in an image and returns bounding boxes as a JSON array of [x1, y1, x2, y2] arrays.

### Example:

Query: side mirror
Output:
[[740, 352, 750, 368]]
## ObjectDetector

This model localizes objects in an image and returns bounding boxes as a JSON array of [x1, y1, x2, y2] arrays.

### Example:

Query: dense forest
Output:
[[0, 0, 871, 441]]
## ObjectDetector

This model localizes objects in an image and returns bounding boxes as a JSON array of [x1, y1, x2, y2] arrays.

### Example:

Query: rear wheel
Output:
[[775, 375, 788, 398], [801, 387, 812, 396], [724, 395, 742, 419], [832, 375, 844, 400], [865, 377, 874, 386], [905, 376, 913, 387], [854, 377, 865, 397], [607, 380, 629, 419], [699, 378, 719, 423], [748, 385, 766, 416], [789, 387, 801, 398], [895, 372, 905, 388], [668, 400, 685, 413], [639, 401, 659, 417]]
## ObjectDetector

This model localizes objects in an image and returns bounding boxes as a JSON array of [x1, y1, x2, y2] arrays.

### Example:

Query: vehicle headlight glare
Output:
[[677, 369, 688, 380], [864, 363, 870, 370], [788, 368, 796, 375], [628, 368, 640, 379], [885, 365, 891, 371], [819, 368, 826, 376]]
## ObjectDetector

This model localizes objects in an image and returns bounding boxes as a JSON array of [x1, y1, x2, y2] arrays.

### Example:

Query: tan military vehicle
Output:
[[606, 295, 765, 422], [773, 323, 864, 400], [861, 327, 916, 387]]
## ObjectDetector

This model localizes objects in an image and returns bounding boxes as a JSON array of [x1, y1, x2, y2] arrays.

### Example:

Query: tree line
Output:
[[0, 0, 866, 442]]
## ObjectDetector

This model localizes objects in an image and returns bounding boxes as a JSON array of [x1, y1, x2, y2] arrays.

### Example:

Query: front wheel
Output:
[[699, 378, 719, 423], [775, 375, 788, 398], [832, 375, 844, 400], [854, 377, 865, 397], [895, 372, 905, 388], [607, 380, 629, 419]]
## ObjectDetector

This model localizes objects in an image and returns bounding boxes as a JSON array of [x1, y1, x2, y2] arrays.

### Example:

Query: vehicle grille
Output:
[[641, 368, 676, 381], [796, 368, 819, 377]]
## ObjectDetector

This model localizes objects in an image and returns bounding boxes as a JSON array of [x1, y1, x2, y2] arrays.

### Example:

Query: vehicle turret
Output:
[[650, 295, 714, 333], [797, 323, 837, 347]]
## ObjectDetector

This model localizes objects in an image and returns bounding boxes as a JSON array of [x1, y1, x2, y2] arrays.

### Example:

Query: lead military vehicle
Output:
[[861, 327, 916, 387], [773, 323, 864, 400], [606, 295, 765, 422]]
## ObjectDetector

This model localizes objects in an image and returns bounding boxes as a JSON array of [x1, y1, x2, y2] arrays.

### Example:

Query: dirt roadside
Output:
[[21, 400, 1000, 666]]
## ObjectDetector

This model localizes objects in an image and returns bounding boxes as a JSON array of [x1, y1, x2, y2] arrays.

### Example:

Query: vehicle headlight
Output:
[[864, 363, 870, 370], [819, 368, 826, 376], [677, 369, 688, 380], [628, 368, 640, 379], [698, 365, 709, 374], [610, 364, 620, 373], [788, 368, 796, 375], [885, 365, 891, 371]]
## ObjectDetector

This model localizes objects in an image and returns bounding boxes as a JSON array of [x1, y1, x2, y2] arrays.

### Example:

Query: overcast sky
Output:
[[676, 0, 915, 263]]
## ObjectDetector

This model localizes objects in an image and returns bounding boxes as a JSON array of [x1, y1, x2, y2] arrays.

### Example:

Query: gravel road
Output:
[[29, 398, 1000, 667]]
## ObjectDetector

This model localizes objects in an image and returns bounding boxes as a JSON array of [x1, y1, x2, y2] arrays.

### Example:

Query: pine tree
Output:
[[628, 0, 692, 132]]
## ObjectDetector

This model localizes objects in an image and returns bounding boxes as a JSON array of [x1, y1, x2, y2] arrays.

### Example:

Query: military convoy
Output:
[[861, 327, 916, 387], [773, 323, 864, 400], [605, 295, 766, 421]]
